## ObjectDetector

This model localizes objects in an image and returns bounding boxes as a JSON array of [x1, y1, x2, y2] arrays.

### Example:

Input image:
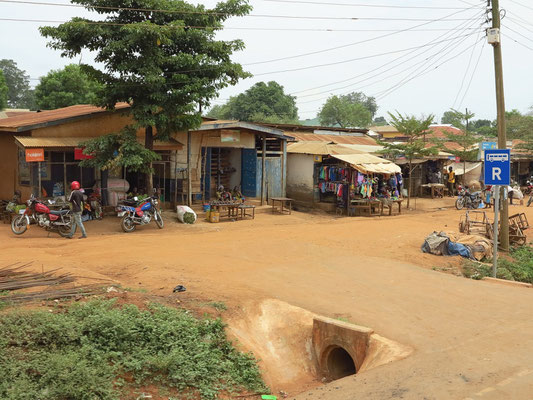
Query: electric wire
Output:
[[506, 17, 533, 35], [507, 0, 533, 12], [374, 36, 485, 101], [452, 28, 482, 109], [0, 0, 485, 21], [502, 32, 533, 51], [257, 0, 478, 10], [457, 41, 486, 110], [502, 23, 533, 44], [290, 12, 485, 99]]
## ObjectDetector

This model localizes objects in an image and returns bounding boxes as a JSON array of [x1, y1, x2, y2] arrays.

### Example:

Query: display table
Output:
[[420, 183, 446, 198], [238, 204, 256, 219], [271, 197, 293, 215], [209, 201, 242, 219], [380, 199, 403, 216], [350, 199, 381, 217]]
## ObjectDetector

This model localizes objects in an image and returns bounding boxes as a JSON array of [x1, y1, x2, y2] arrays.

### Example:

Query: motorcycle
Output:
[[116, 195, 164, 233], [11, 195, 73, 237], [455, 185, 482, 210]]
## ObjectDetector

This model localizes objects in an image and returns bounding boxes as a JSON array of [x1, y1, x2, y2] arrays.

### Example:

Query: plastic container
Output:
[[209, 211, 220, 223], [203, 204, 210, 212], [205, 210, 211, 221]]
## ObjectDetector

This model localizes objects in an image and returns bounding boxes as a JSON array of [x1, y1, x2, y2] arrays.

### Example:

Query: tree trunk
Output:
[[407, 161, 412, 209], [145, 125, 154, 194]]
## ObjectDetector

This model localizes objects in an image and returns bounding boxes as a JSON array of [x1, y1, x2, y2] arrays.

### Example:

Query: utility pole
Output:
[[490, 0, 509, 251]]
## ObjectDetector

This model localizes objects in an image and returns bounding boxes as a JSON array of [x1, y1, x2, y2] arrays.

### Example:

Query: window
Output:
[[18, 148, 31, 186]]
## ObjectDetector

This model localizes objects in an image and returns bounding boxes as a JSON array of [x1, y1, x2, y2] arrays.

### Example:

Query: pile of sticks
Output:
[[0, 262, 104, 303]]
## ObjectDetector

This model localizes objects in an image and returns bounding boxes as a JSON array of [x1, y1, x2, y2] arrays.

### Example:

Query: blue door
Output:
[[255, 157, 282, 198], [241, 148, 257, 197]]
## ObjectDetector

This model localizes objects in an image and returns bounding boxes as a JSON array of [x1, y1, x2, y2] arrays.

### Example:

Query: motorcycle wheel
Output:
[[57, 215, 73, 237], [528, 196, 533, 207], [121, 216, 136, 233], [11, 215, 27, 235], [472, 199, 481, 209], [455, 198, 465, 210], [154, 211, 164, 229]]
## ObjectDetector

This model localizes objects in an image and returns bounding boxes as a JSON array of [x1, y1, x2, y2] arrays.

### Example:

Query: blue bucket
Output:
[[203, 204, 210, 212]]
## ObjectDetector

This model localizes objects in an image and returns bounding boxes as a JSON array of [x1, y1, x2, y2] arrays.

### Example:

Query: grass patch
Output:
[[0, 299, 268, 399], [462, 245, 533, 283], [208, 302, 227, 311]]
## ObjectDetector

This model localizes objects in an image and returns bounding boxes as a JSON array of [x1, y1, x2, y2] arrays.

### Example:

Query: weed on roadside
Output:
[[0, 299, 268, 400], [208, 301, 227, 311], [462, 245, 533, 283]]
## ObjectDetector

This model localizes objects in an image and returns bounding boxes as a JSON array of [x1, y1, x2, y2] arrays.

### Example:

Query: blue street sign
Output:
[[481, 142, 497, 150], [484, 149, 510, 185]]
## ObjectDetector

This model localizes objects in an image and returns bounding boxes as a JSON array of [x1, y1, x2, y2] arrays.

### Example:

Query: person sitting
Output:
[[216, 185, 231, 202], [232, 186, 245, 203]]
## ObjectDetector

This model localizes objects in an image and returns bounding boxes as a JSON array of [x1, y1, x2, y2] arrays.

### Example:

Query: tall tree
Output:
[[208, 81, 298, 123], [0, 59, 34, 109], [441, 110, 462, 126], [505, 109, 533, 139], [40, 0, 251, 191], [0, 70, 8, 111], [318, 92, 376, 128], [35, 64, 103, 110], [379, 112, 437, 209], [435, 109, 479, 182]]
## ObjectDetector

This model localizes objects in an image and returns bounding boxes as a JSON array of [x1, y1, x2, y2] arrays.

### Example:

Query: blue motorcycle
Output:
[[117, 195, 163, 233]]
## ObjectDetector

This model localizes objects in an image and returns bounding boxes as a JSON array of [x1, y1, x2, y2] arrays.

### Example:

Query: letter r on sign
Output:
[[492, 167, 501, 181]]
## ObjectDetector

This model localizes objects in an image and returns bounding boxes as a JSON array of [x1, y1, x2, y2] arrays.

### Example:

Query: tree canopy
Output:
[[0, 70, 8, 111], [435, 109, 479, 175], [207, 81, 298, 123], [0, 59, 35, 109], [40, 0, 251, 179], [505, 109, 533, 140], [318, 92, 376, 128], [379, 112, 437, 208], [35, 64, 103, 110]]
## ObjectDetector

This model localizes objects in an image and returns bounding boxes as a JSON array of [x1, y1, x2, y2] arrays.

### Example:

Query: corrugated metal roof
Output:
[[368, 125, 399, 133], [287, 142, 364, 156], [0, 103, 131, 132], [194, 120, 292, 140], [14, 136, 183, 150], [289, 132, 378, 145], [331, 153, 401, 174]]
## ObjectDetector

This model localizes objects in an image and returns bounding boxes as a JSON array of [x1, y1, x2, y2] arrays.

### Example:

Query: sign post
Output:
[[484, 149, 511, 277]]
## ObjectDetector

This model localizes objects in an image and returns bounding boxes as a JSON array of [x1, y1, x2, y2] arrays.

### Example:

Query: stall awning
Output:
[[447, 162, 482, 176], [331, 153, 401, 174], [14, 136, 183, 150], [287, 141, 364, 155]]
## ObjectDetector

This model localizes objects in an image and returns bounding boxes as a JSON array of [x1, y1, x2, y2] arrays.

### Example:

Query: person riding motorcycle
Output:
[[66, 181, 87, 239]]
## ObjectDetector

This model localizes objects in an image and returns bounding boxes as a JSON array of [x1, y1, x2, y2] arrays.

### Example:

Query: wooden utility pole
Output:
[[490, 0, 509, 251]]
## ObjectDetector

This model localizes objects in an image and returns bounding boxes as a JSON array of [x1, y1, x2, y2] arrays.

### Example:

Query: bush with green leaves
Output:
[[462, 245, 533, 284], [0, 299, 267, 399]]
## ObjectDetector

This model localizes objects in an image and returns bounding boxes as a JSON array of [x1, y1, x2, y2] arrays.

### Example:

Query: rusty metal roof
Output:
[[195, 120, 293, 140], [14, 136, 183, 150], [288, 132, 378, 145], [287, 141, 365, 156], [0, 103, 131, 133]]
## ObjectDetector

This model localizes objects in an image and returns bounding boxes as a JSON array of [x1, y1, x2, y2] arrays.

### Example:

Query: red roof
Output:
[[289, 132, 378, 145], [0, 103, 131, 132]]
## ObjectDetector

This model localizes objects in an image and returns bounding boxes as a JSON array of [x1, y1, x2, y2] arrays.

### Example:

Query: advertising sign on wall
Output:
[[25, 148, 44, 162]]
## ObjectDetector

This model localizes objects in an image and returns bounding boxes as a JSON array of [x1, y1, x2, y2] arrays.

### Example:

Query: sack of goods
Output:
[[176, 205, 197, 224]]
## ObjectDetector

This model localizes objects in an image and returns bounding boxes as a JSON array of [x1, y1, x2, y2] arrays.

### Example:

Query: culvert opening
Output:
[[326, 346, 356, 380]]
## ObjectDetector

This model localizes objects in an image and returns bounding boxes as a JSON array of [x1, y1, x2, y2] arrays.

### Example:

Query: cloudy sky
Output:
[[1, 0, 532, 122]]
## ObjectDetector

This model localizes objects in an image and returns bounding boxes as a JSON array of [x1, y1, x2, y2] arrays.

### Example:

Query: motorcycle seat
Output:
[[50, 209, 70, 215]]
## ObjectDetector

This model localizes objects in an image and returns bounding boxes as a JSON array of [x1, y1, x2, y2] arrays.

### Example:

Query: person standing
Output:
[[66, 181, 87, 239], [447, 166, 456, 197]]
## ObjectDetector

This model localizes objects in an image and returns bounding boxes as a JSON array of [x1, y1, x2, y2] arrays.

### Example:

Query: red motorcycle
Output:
[[11, 195, 73, 237]]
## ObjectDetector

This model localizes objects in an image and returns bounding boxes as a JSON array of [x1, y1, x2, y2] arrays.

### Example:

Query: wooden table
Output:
[[271, 197, 293, 215], [238, 204, 255, 219], [380, 199, 403, 216], [209, 201, 242, 219], [350, 200, 382, 217], [420, 184, 446, 199]]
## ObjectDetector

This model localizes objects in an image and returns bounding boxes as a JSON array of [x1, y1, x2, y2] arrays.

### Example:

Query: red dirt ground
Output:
[[1, 198, 532, 399]]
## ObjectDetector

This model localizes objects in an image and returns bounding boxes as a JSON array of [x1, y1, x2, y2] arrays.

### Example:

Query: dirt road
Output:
[[1, 199, 532, 399]]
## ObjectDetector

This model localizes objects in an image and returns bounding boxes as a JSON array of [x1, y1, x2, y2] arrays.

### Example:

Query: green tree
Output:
[[0, 70, 8, 110], [379, 112, 437, 209], [440, 110, 462, 126], [318, 92, 376, 128], [0, 59, 35, 109], [209, 81, 299, 123], [505, 109, 533, 139], [40, 0, 251, 190], [435, 109, 479, 183], [372, 116, 387, 126], [35, 64, 103, 110], [472, 119, 497, 137]]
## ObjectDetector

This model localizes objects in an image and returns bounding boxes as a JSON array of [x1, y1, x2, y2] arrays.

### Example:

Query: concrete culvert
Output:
[[326, 346, 356, 380]]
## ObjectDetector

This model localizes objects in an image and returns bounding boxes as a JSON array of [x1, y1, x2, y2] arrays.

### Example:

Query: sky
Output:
[[1, 0, 532, 123]]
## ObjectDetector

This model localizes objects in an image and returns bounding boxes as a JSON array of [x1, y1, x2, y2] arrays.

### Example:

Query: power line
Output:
[[245, 5, 484, 66], [290, 12, 485, 98], [502, 32, 533, 51], [457, 41, 486, 109], [502, 23, 533, 44], [452, 28, 482, 108], [507, 0, 533, 12], [374, 37, 485, 101], [258, 0, 479, 10], [0, 0, 484, 21]]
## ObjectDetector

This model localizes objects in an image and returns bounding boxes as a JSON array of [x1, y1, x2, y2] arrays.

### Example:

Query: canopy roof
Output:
[[331, 153, 401, 174], [14, 136, 183, 151], [287, 141, 364, 155]]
